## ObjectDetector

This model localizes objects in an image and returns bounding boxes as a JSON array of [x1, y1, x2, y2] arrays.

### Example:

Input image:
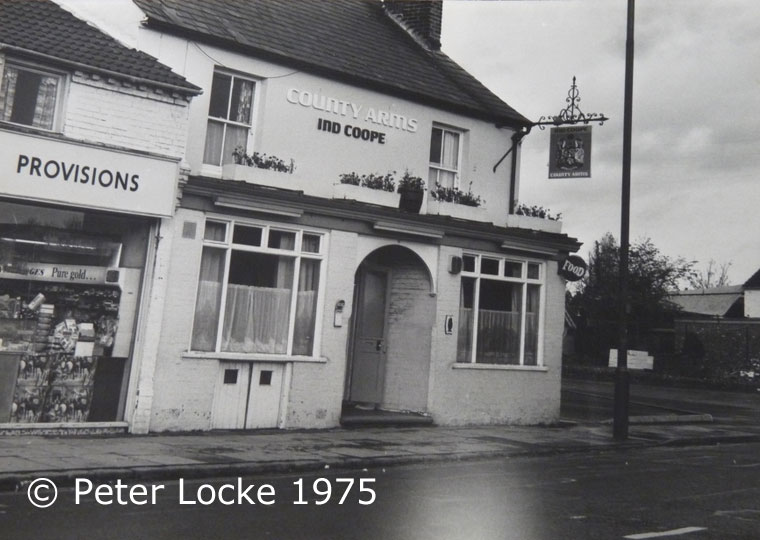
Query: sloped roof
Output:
[[744, 268, 760, 289], [0, 0, 200, 95], [132, 0, 530, 127], [669, 286, 744, 317]]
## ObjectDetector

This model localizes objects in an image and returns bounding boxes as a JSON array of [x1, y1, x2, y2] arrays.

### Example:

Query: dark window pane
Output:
[[230, 78, 254, 124], [259, 370, 272, 385], [268, 230, 296, 250], [429, 127, 442, 164], [528, 263, 540, 280], [481, 258, 499, 275], [232, 225, 262, 246], [476, 280, 522, 365], [504, 261, 522, 278], [463, 255, 476, 272], [208, 72, 231, 119], [302, 234, 320, 253]]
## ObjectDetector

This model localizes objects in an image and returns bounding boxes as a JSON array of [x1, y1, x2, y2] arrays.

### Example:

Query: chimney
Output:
[[384, 0, 442, 50]]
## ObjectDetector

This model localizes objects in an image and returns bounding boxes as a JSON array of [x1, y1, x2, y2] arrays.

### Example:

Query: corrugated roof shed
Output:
[[0, 0, 200, 95], [132, 0, 530, 127]]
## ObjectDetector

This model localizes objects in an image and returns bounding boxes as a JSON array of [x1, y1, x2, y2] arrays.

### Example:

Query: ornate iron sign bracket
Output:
[[534, 76, 609, 129]]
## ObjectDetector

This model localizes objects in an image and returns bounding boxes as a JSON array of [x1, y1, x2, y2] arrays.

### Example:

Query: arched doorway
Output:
[[345, 245, 435, 414]]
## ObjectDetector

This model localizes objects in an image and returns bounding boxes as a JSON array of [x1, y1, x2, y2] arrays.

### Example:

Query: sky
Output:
[[442, 0, 760, 286]]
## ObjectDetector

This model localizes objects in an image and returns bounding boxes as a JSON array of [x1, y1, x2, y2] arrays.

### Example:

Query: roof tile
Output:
[[133, 0, 529, 126], [0, 0, 199, 94]]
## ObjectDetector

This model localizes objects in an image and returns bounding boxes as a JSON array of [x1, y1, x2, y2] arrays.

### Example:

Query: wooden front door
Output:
[[349, 267, 389, 405]]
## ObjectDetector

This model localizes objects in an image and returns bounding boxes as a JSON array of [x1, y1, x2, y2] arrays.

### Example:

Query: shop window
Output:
[[0, 62, 63, 131], [203, 70, 256, 167], [457, 254, 543, 366], [429, 126, 462, 189], [191, 220, 324, 357]]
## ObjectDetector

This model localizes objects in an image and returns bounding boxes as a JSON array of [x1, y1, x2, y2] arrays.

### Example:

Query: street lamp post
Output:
[[613, 0, 636, 441]]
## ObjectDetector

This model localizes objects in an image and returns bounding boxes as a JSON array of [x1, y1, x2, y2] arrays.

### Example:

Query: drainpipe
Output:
[[493, 125, 532, 215]]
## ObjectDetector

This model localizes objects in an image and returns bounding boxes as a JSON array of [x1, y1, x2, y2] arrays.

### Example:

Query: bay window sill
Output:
[[452, 363, 548, 372], [182, 351, 328, 363]]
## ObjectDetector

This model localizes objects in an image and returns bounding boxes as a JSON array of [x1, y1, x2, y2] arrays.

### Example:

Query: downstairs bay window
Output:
[[457, 254, 543, 366], [191, 219, 324, 357]]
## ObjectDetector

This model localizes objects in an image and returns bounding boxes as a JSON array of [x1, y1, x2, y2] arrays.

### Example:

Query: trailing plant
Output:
[[339, 171, 396, 192], [397, 170, 425, 192], [514, 202, 562, 221], [431, 181, 483, 207], [232, 147, 294, 173]]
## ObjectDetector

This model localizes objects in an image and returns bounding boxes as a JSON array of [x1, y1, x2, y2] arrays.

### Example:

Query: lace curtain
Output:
[[0, 68, 57, 129]]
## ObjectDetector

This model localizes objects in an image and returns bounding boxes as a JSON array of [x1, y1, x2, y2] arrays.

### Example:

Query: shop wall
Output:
[[426, 246, 564, 425], [148, 208, 217, 431], [64, 73, 190, 159], [126, 29, 517, 226], [283, 230, 359, 429]]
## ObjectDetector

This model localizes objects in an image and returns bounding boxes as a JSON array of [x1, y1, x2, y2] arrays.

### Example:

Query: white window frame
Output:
[[189, 217, 327, 359], [0, 60, 66, 132], [202, 69, 258, 168], [457, 253, 545, 367], [428, 125, 464, 189]]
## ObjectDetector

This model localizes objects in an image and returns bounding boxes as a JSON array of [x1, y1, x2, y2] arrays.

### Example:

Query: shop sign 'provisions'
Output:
[[558, 255, 587, 281], [0, 129, 179, 218], [549, 126, 592, 178]]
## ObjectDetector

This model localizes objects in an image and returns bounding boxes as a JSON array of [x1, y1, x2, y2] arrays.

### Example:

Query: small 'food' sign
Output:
[[558, 255, 587, 281]]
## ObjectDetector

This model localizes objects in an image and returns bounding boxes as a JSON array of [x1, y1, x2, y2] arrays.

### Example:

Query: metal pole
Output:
[[613, 0, 635, 441]]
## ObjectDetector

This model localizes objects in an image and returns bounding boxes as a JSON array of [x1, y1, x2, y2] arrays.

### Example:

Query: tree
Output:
[[688, 259, 732, 289], [568, 233, 695, 363]]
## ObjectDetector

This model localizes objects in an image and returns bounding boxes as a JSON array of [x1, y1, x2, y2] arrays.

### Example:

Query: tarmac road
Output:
[[560, 378, 760, 425], [4, 442, 760, 539]]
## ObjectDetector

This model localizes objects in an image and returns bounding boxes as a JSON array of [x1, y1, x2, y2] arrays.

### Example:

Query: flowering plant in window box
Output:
[[334, 171, 400, 208], [514, 202, 562, 221], [232, 147, 294, 173], [507, 202, 563, 233], [338, 171, 396, 192], [430, 181, 483, 207]]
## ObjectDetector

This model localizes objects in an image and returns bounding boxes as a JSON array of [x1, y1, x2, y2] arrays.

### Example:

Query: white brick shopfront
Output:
[[0, 0, 199, 432]]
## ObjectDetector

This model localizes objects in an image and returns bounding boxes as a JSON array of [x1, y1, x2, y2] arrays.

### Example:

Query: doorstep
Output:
[[340, 404, 434, 428]]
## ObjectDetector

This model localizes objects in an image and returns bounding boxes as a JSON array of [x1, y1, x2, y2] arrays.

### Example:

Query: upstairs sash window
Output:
[[429, 126, 461, 189], [203, 71, 256, 166]]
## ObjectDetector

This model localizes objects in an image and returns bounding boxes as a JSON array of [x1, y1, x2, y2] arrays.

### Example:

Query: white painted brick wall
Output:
[[284, 230, 359, 429], [148, 208, 217, 431], [64, 74, 190, 159]]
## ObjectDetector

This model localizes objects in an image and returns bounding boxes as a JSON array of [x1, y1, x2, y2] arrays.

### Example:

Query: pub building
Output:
[[0, 0, 200, 431], [57, 0, 582, 432]]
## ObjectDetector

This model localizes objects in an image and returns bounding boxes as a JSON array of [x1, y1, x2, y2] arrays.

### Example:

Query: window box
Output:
[[427, 199, 489, 222], [506, 214, 563, 234], [221, 163, 312, 192], [332, 183, 401, 208]]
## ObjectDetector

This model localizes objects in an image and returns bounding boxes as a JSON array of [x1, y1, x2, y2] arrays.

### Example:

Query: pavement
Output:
[[2, 416, 760, 492]]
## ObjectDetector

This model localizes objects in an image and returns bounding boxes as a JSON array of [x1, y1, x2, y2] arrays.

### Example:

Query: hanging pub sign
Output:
[[549, 125, 592, 178], [558, 255, 587, 281]]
